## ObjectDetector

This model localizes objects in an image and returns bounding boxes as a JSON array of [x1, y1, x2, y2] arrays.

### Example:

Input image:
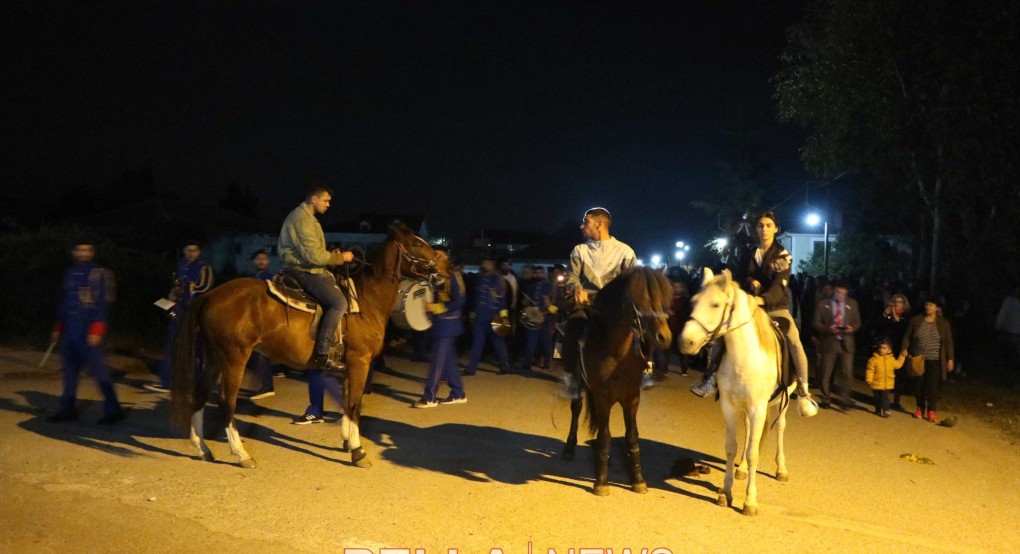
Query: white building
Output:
[[777, 231, 837, 276]]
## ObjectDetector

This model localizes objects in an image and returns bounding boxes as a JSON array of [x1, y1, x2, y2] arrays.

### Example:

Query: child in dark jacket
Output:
[[866, 338, 906, 417]]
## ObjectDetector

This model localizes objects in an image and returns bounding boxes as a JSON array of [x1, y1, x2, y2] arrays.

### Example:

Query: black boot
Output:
[[308, 353, 347, 378]]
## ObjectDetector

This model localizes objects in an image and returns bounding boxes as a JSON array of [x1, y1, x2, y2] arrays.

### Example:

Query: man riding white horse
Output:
[[561, 207, 637, 395], [691, 211, 818, 417]]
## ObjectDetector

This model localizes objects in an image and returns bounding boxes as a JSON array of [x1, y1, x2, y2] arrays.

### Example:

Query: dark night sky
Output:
[[3, 1, 809, 256]]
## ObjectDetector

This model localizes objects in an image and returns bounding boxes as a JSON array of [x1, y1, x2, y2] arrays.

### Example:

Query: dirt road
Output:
[[1, 346, 1017, 553]]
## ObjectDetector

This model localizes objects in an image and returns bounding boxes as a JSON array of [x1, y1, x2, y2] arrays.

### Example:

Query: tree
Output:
[[775, 0, 1020, 298]]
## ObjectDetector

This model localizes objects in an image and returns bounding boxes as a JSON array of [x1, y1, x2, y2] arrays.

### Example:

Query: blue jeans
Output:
[[290, 271, 347, 356]]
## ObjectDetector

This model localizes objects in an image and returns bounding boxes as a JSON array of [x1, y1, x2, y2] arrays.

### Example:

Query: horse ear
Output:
[[702, 267, 715, 282], [657, 266, 667, 276], [721, 268, 733, 285]]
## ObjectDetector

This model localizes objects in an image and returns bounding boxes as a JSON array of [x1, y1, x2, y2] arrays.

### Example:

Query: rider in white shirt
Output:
[[561, 207, 637, 393]]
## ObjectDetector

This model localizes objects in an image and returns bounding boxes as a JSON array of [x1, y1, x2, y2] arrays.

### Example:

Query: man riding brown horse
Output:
[[278, 184, 356, 374]]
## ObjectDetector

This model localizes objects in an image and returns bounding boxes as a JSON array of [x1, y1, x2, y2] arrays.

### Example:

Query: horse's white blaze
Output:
[[225, 421, 252, 462], [687, 269, 793, 515]]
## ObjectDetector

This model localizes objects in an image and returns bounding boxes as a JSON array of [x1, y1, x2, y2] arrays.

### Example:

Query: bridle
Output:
[[393, 234, 445, 285], [630, 301, 669, 359], [687, 282, 753, 346]]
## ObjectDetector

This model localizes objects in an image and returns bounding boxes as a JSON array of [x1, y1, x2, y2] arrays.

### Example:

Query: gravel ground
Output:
[[2, 345, 1018, 553]]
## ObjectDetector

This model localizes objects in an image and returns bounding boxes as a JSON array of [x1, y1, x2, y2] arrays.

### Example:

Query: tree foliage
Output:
[[775, 0, 1020, 305]]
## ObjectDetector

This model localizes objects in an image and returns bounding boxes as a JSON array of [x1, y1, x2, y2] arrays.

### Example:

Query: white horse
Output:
[[680, 268, 795, 516]]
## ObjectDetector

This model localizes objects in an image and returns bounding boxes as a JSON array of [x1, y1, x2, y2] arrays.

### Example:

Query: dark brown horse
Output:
[[562, 267, 673, 495], [170, 225, 448, 468]]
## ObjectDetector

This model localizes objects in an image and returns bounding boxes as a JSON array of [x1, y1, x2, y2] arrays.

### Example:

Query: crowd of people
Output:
[[43, 195, 1019, 428]]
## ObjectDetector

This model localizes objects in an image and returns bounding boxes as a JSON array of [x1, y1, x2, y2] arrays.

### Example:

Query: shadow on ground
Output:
[[360, 416, 723, 499]]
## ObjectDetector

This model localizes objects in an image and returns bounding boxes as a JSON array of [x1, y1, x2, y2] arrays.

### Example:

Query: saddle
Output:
[[768, 316, 795, 395], [266, 272, 361, 368]]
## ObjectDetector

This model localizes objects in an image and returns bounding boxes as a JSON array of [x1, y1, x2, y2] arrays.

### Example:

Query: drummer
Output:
[[517, 265, 557, 370], [413, 246, 467, 408]]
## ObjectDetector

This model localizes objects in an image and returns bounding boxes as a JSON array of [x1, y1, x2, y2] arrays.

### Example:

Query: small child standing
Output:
[[866, 338, 906, 417]]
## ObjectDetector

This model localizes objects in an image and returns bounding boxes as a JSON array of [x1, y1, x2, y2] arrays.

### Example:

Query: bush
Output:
[[0, 227, 174, 352]]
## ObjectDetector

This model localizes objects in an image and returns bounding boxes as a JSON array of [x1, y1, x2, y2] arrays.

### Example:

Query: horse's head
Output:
[[681, 267, 736, 355], [627, 267, 673, 355], [389, 224, 450, 284]]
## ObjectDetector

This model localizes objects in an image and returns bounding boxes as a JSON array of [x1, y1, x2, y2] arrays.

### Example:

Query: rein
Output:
[[630, 301, 669, 360], [392, 234, 444, 284]]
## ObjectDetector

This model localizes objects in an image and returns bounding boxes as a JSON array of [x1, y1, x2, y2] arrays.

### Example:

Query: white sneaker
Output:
[[438, 396, 467, 405], [412, 399, 439, 409], [798, 395, 819, 417], [690, 374, 717, 398]]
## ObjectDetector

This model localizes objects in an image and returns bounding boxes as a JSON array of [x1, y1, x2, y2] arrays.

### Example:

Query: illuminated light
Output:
[[684, 245, 690, 251], [675, 251, 685, 261], [650, 254, 662, 267], [636, 258, 645, 267], [805, 213, 822, 227], [675, 241, 684, 248]]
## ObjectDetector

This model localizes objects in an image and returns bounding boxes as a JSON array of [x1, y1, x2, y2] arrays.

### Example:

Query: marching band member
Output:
[[47, 238, 124, 423], [463, 255, 511, 375], [145, 239, 214, 393]]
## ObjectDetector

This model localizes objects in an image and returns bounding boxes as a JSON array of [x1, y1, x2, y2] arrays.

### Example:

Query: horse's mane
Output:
[[591, 267, 668, 323], [346, 224, 418, 288], [710, 275, 780, 362]]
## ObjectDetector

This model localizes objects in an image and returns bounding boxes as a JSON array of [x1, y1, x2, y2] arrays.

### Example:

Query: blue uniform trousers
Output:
[[303, 369, 344, 418], [465, 315, 510, 373], [252, 353, 274, 392], [290, 271, 347, 356], [57, 339, 121, 417], [423, 336, 464, 401], [157, 316, 180, 388], [521, 321, 554, 368]]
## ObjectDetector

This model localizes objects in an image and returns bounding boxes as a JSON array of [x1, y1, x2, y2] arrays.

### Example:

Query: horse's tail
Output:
[[582, 382, 599, 436], [170, 294, 209, 432]]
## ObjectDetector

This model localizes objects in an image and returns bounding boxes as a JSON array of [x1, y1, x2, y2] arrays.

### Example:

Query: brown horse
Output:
[[170, 225, 448, 468], [562, 267, 673, 495]]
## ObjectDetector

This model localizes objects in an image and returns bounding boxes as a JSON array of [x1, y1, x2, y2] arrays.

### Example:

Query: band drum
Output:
[[391, 280, 434, 331]]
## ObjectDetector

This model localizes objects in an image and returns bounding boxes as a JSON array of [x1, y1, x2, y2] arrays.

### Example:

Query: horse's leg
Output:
[[219, 355, 256, 468], [734, 413, 750, 480], [562, 395, 581, 461], [622, 393, 647, 493], [775, 403, 790, 483], [592, 399, 612, 496], [742, 404, 769, 516], [189, 408, 213, 461], [717, 399, 737, 508]]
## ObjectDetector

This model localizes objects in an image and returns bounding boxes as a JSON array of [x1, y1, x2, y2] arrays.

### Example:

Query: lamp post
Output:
[[805, 213, 829, 279]]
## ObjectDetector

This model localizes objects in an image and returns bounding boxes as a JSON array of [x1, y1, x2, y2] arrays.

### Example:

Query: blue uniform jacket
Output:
[[175, 259, 214, 316], [428, 272, 466, 338], [254, 269, 274, 281], [471, 272, 507, 318], [523, 279, 555, 311], [54, 262, 111, 340]]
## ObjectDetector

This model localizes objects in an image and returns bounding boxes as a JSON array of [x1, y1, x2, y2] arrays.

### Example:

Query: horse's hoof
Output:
[[631, 482, 648, 494], [562, 450, 575, 462], [351, 446, 372, 468], [342, 440, 350, 453], [776, 472, 790, 483], [593, 485, 611, 497], [239, 458, 257, 469], [197, 451, 214, 462], [742, 505, 759, 517], [716, 494, 730, 507], [734, 469, 748, 480]]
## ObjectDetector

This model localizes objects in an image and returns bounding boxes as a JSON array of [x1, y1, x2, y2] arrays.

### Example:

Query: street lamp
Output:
[[805, 212, 828, 279], [650, 254, 662, 267]]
